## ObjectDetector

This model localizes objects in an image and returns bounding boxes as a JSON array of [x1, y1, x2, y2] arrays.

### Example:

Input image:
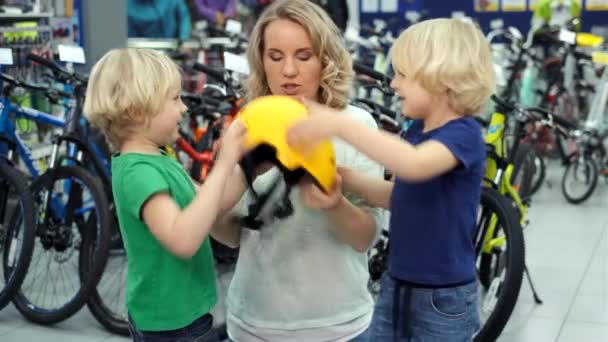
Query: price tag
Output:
[[0, 48, 14, 65], [405, 11, 421, 23], [58, 45, 86, 64], [558, 29, 577, 45], [490, 19, 504, 29], [592, 52, 608, 65], [225, 19, 242, 34], [223, 51, 249, 75]]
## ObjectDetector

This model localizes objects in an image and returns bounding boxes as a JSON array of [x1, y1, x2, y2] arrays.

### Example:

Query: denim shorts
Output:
[[128, 313, 219, 342], [368, 273, 480, 342]]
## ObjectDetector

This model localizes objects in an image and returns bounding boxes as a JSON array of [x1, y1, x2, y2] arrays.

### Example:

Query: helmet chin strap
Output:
[[238, 148, 301, 230]]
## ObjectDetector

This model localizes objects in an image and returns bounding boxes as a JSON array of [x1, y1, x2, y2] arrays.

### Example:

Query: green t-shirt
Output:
[[111, 152, 217, 331]]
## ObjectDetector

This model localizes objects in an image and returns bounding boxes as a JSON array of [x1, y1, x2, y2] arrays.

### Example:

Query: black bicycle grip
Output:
[[193, 63, 226, 82], [355, 98, 398, 118], [182, 93, 223, 108], [49, 88, 73, 99], [491, 95, 516, 112], [353, 62, 389, 83]]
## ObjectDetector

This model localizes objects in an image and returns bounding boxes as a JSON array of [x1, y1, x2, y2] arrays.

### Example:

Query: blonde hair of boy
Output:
[[83, 48, 182, 149], [390, 18, 496, 115], [246, 0, 353, 109]]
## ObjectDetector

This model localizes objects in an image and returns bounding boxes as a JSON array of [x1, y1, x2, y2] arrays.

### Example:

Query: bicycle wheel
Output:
[[561, 155, 598, 204], [0, 160, 35, 310], [84, 231, 129, 336], [511, 142, 535, 202], [475, 188, 525, 342], [12, 166, 111, 324], [368, 229, 389, 297], [529, 150, 546, 196]]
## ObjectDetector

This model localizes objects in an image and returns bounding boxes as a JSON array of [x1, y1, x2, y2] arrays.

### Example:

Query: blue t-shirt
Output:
[[389, 117, 486, 286]]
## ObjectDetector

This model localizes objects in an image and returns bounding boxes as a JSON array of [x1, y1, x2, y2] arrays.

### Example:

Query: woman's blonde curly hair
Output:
[[246, 0, 353, 109]]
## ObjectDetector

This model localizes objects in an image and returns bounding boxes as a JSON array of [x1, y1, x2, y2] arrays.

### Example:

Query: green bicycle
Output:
[[473, 95, 544, 342]]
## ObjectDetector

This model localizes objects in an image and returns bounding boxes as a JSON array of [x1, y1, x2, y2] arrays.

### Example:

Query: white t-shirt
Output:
[[226, 105, 385, 341]]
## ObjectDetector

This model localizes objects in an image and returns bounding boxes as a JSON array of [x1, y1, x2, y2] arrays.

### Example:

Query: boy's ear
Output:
[[127, 108, 148, 127]]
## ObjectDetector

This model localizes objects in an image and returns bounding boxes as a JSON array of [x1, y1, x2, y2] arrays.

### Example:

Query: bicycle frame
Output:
[[481, 108, 529, 254], [0, 96, 65, 176]]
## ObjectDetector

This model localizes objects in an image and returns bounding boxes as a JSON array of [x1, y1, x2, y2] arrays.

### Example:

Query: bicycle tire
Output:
[[12, 165, 111, 324], [475, 188, 525, 342], [511, 142, 535, 203], [85, 238, 129, 336], [0, 160, 35, 310], [529, 150, 546, 196], [561, 155, 598, 204]]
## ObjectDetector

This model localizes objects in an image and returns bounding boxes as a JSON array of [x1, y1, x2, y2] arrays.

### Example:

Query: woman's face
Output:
[[262, 19, 322, 101]]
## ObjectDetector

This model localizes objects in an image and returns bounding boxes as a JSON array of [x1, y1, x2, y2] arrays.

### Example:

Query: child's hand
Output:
[[217, 119, 248, 167], [300, 173, 343, 211], [287, 98, 340, 152]]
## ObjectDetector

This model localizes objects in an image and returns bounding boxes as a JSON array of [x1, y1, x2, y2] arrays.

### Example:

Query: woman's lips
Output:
[[281, 83, 301, 95]]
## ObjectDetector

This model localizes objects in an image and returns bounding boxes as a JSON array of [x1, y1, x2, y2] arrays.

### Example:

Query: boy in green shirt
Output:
[[83, 48, 248, 341]]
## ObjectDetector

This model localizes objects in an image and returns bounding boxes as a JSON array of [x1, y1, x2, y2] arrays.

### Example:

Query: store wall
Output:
[[358, 0, 608, 36], [423, 0, 608, 34], [81, 0, 127, 70]]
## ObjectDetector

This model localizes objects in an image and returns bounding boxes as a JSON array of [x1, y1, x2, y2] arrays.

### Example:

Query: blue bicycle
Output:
[[0, 70, 112, 325], [25, 54, 128, 334]]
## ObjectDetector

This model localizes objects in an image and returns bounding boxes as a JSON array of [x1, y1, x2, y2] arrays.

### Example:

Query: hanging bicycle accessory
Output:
[[237, 96, 337, 229]]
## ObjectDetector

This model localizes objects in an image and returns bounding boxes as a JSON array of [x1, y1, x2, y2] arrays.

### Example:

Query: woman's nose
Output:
[[281, 57, 298, 77]]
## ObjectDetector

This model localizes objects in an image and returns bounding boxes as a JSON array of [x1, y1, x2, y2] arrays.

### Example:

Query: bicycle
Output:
[[474, 95, 552, 341], [0, 74, 38, 311], [1, 57, 112, 325]]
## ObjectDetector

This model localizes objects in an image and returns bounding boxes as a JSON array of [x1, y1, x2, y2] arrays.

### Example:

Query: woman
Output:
[[215, 0, 384, 341]]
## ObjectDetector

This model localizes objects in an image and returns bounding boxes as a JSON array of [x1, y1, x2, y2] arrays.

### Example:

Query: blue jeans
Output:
[[227, 327, 369, 342], [368, 273, 480, 342], [350, 327, 370, 341], [128, 313, 219, 342]]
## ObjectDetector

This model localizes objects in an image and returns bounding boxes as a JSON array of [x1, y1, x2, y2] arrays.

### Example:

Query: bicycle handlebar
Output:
[[1, 73, 73, 99], [354, 98, 398, 118], [527, 107, 578, 130], [491, 95, 578, 130], [27, 53, 87, 84], [181, 93, 222, 107], [353, 62, 391, 84], [192, 62, 227, 83], [207, 26, 248, 44]]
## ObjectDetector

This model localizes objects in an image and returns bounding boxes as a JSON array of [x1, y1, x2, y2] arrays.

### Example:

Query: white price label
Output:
[[559, 29, 577, 45], [223, 51, 249, 75], [225, 19, 242, 34], [490, 19, 504, 29], [0, 48, 14, 65], [58, 45, 86, 64]]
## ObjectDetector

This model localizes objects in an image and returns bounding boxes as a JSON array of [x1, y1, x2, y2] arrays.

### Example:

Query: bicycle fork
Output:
[[494, 169, 544, 305]]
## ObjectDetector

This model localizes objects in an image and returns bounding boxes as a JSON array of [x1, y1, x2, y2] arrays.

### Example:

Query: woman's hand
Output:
[[299, 173, 343, 211]]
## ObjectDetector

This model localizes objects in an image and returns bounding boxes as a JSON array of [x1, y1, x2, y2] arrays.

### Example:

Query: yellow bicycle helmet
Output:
[[237, 95, 337, 229]]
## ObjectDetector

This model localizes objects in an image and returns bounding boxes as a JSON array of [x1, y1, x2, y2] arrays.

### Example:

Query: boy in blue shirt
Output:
[[288, 18, 495, 341]]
